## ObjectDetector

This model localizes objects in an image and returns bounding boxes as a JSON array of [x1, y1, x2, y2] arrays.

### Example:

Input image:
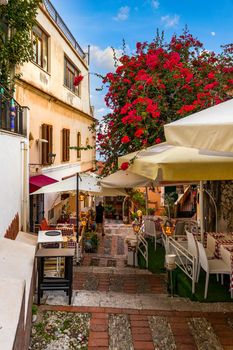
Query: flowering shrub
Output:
[[73, 74, 84, 86], [96, 30, 233, 175]]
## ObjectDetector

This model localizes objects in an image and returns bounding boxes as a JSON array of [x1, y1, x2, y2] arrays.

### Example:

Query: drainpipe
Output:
[[21, 107, 30, 231]]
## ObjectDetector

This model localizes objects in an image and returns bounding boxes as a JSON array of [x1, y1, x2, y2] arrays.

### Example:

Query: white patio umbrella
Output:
[[164, 99, 233, 153], [101, 170, 155, 188], [32, 172, 127, 242], [32, 173, 127, 196], [119, 142, 233, 240], [119, 142, 233, 182]]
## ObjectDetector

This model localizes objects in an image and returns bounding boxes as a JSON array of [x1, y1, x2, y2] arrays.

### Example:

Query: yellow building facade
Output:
[[15, 1, 96, 229]]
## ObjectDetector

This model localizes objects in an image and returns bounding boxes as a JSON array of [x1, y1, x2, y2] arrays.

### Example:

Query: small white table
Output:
[[38, 230, 63, 247], [38, 230, 63, 274]]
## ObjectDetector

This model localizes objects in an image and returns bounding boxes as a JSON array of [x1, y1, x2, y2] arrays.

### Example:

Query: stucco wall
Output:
[[0, 132, 25, 236], [16, 86, 95, 170], [17, 6, 91, 116]]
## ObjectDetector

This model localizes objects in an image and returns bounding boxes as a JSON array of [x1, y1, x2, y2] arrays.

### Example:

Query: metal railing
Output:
[[137, 224, 148, 268], [164, 235, 197, 294], [43, 0, 86, 61], [0, 84, 26, 136]]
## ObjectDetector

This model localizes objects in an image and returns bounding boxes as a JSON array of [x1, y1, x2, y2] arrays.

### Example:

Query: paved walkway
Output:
[[34, 221, 233, 350]]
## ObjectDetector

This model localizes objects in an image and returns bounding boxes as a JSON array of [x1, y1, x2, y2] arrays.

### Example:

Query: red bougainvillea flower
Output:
[[74, 75, 84, 86], [177, 104, 196, 115], [134, 129, 144, 137], [97, 133, 104, 141], [121, 135, 130, 143], [96, 29, 233, 176], [208, 72, 215, 79], [120, 162, 129, 171]]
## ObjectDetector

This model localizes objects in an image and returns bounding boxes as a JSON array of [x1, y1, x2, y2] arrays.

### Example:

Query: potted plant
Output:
[[104, 204, 115, 218], [131, 212, 138, 221], [84, 231, 99, 253]]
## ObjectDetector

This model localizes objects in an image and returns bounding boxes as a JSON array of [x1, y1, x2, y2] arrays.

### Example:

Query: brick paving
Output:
[[40, 305, 233, 350], [73, 271, 166, 294], [36, 221, 233, 349]]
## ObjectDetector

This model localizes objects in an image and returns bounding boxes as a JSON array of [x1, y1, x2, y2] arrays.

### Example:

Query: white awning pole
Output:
[[200, 181, 204, 243], [145, 187, 148, 215]]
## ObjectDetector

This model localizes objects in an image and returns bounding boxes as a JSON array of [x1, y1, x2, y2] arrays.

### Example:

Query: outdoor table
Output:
[[207, 232, 233, 257], [207, 232, 233, 295], [38, 230, 63, 248], [36, 248, 74, 305]]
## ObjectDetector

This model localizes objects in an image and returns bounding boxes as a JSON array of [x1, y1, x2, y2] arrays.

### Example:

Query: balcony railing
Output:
[[43, 0, 87, 61], [0, 84, 26, 136]]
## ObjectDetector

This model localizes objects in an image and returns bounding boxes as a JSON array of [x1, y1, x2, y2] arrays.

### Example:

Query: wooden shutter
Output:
[[77, 132, 81, 159], [42, 124, 47, 165], [62, 129, 66, 161], [48, 125, 53, 164], [62, 128, 70, 162], [42, 124, 53, 165], [66, 129, 70, 161]]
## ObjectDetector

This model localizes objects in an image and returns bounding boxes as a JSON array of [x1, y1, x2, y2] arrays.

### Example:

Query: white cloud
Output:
[[96, 107, 107, 113], [211, 31, 216, 36], [161, 14, 180, 28], [151, 0, 159, 9], [90, 45, 123, 71], [113, 6, 130, 21]]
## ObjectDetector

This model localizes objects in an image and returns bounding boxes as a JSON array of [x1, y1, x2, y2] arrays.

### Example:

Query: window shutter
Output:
[[42, 124, 47, 165], [67, 129, 70, 161], [62, 128, 66, 162], [42, 124, 53, 165], [48, 125, 53, 164], [77, 132, 81, 159]]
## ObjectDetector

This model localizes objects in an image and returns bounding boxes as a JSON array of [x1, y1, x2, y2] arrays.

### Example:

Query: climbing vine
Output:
[[0, 0, 41, 89]]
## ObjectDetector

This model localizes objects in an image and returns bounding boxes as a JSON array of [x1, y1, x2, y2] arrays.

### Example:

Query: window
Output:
[[32, 25, 48, 71], [62, 128, 70, 162], [77, 132, 81, 159], [64, 56, 80, 95], [41, 124, 53, 165]]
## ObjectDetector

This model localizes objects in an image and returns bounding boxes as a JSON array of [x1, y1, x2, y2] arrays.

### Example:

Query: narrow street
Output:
[[32, 222, 233, 350]]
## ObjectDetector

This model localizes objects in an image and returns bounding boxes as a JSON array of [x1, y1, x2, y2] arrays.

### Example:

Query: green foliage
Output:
[[131, 212, 138, 220], [96, 29, 233, 176], [0, 0, 41, 89], [147, 207, 155, 215], [164, 191, 177, 218], [130, 189, 145, 211], [32, 304, 38, 315], [84, 230, 99, 252], [70, 145, 94, 151], [104, 204, 115, 214]]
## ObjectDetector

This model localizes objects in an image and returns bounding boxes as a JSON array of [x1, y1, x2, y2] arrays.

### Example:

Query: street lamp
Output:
[[132, 219, 141, 234]]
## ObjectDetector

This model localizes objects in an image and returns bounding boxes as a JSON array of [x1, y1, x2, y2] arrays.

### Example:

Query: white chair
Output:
[[186, 230, 199, 282], [144, 219, 160, 250], [196, 241, 231, 299]]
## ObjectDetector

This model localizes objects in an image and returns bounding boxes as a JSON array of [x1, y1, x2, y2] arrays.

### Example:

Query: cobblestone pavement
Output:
[[34, 221, 233, 349]]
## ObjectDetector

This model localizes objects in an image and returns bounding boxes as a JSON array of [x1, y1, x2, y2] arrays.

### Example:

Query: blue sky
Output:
[[51, 0, 233, 119]]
